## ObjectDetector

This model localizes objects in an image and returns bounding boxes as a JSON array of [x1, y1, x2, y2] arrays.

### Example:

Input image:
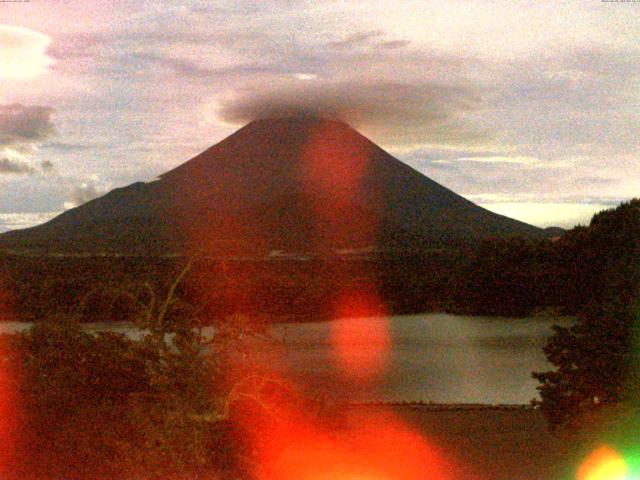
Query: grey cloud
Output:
[[467, 193, 629, 207], [0, 158, 35, 175], [0, 158, 56, 176], [52, 19, 441, 92], [0, 104, 55, 147], [403, 144, 627, 206], [218, 81, 485, 146], [130, 52, 284, 79], [43, 142, 98, 152], [45, 32, 102, 61], [0, 104, 57, 177], [326, 30, 409, 51], [186, 0, 308, 16], [49, 24, 274, 70], [574, 176, 618, 186], [483, 46, 640, 156], [67, 182, 103, 207], [399, 146, 506, 164], [378, 40, 411, 49], [326, 30, 384, 49], [554, 47, 640, 79]]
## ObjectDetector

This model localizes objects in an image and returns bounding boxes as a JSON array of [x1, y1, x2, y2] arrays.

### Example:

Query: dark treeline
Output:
[[453, 200, 638, 318], [0, 253, 454, 323], [2, 201, 636, 322], [534, 199, 640, 431]]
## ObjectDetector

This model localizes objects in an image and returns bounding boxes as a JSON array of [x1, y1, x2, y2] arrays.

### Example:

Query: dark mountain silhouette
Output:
[[0, 117, 546, 255]]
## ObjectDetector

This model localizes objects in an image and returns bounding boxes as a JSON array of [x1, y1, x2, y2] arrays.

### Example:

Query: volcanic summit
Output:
[[0, 117, 544, 255]]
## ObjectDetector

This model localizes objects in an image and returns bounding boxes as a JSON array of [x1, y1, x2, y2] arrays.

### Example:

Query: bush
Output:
[[1, 319, 221, 479]]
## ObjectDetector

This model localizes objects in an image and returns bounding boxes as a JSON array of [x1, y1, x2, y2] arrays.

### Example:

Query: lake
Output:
[[270, 313, 572, 405], [0, 313, 571, 405]]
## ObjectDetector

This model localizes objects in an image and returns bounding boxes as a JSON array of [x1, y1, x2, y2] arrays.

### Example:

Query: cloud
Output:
[[446, 155, 541, 165], [0, 158, 34, 175], [0, 104, 56, 175], [65, 182, 103, 208], [431, 155, 574, 169], [465, 193, 628, 206], [0, 157, 56, 176], [325, 30, 409, 50], [130, 52, 285, 79], [477, 201, 622, 229], [483, 46, 640, 157], [43, 142, 98, 152], [326, 30, 384, 49], [0, 24, 53, 80], [217, 81, 484, 146], [0, 104, 55, 147], [378, 40, 411, 49]]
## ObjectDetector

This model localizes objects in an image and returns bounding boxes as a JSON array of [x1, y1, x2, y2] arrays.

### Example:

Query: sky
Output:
[[0, 0, 638, 232]]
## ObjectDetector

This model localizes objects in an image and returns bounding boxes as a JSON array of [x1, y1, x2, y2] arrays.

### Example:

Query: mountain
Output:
[[0, 117, 546, 255]]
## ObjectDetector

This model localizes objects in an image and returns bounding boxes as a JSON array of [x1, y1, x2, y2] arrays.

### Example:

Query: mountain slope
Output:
[[0, 117, 544, 255]]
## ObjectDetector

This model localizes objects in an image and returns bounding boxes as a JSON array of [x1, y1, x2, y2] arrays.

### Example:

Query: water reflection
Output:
[[0, 313, 571, 405], [271, 313, 572, 404]]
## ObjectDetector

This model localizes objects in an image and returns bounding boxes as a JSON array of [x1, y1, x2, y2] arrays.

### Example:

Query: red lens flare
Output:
[[300, 120, 371, 205], [330, 289, 390, 382], [249, 402, 457, 480], [0, 342, 19, 476], [300, 119, 378, 249], [0, 280, 18, 475]]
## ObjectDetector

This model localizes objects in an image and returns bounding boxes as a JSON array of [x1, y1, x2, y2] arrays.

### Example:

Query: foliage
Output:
[[533, 199, 640, 432], [0, 252, 292, 479], [2, 317, 218, 479], [2, 259, 229, 479]]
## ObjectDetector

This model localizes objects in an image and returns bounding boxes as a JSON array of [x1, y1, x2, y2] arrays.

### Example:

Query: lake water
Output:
[[0, 313, 571, 405], [271, 313, 572, 405]]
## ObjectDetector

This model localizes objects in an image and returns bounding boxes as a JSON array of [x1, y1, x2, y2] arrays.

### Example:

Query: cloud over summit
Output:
[[217, 81, 484, 146]]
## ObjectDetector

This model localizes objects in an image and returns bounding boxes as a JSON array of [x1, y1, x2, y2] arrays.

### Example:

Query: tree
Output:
[[533, 199, 640, 432]]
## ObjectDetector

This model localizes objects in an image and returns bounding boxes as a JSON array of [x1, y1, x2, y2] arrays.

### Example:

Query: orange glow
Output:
[[330, 290, 390, 381], [578, 446, 628, 480], [250, 403, 456, 480]]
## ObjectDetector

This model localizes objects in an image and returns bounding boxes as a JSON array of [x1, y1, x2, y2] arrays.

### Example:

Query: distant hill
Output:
[[0, 117, 547, 255]]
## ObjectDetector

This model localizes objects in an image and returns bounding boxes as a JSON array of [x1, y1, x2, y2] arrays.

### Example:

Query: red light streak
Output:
[[0, 281, 18, 475], [330, 289, 390, 382]]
